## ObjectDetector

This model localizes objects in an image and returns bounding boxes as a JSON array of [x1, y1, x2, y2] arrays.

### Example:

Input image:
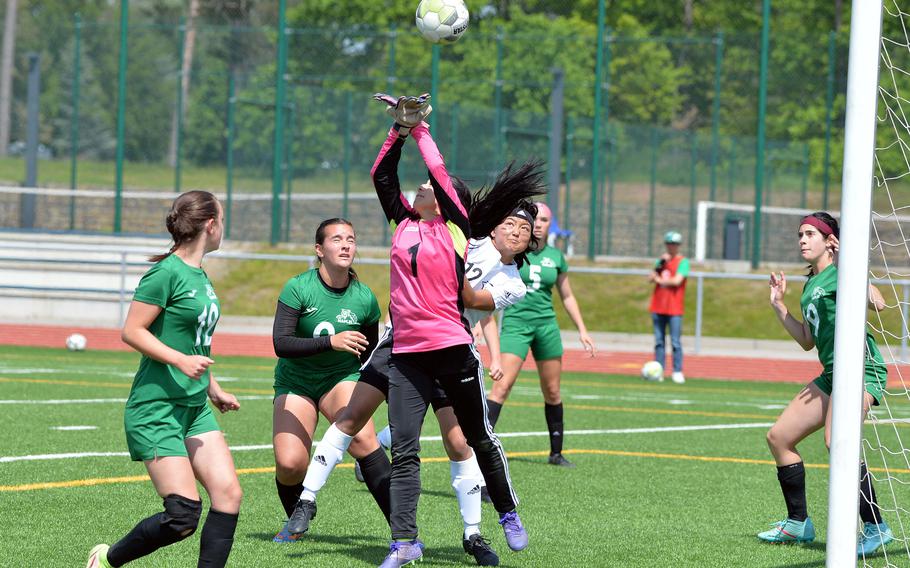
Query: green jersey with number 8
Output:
[[503, 245, 568, 323], [275, 269, 381, 384], [127, 254, 221, 407], [800, 264, 886, 377]]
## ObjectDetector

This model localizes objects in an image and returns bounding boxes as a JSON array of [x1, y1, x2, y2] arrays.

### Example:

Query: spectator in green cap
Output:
[[647, 230, 689, 383]]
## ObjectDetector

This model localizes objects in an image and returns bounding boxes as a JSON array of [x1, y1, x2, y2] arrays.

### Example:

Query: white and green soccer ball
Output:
[[641, 360, 663, 382], [415, 0, 469, 44], [66, 333, 87, 352]]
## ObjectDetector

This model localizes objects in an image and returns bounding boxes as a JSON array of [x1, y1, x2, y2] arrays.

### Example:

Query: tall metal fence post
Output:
[[564, 117, 574, 241], [752, 0, 771, 269], [270, 0, 288, 246], [548, 68, 564, 222], [69, 13, 82, 231], [343, 91, 352, 220], [494, 26, 504, 171], [606, 130, 616, 255], [283, 103, 294, 243], [430, 44, 440, 133], [114, 0, 129, 234], [800, 143, 809, 208], [119, 252, 127, 326], [648, 127, 658, 257], [694, 274, 704, 354], [708, 31, 723, 258], [588, 2, 606, 260], [173, 17, 186, 194], [382, 23, 397, 247], [600, 33, 613, 256], [689, 131, 698, 244], [823, 30, 836, 211], [225, 69, 235, 238], [450, 102, 459, 171]]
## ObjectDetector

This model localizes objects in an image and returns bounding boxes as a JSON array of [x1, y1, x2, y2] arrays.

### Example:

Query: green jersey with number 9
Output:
[[800, 264, 886, 377], [127, 254, 221, 406], [503, 245, 568, 323], [274, 269, 381, 384]]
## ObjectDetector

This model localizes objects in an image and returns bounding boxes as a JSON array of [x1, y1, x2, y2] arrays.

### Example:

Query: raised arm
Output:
[[769, 271, 815, 351], [411, 122, 470, 238], [370, 126, 415, 227]]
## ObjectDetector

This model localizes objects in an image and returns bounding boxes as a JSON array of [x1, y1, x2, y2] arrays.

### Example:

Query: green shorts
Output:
[[500, 316, 564, 361], [273, 370, 360, 402], [811, 363, 888, 406], [124, 401, 220, 461]]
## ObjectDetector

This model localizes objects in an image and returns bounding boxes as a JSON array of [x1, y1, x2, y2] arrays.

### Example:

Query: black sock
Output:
[[357, 446, 392, 524], [777, 462, 808, 522], [276, 477, 302, 518], [859, 462, 883, 525], [107, 496, 202, 566], [197, 509, 238, 568], [487, 399, 503, 429], [545, 402, 564, 455]]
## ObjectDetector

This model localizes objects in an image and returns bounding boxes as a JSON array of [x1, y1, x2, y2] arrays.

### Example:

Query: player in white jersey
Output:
[[286, 206, 537, 567]]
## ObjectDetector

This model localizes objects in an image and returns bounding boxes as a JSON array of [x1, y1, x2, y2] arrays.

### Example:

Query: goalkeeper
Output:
[[761, 211, 891, 558]]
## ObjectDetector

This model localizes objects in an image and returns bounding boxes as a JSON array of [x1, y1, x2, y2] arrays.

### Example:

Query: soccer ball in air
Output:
[[415, 0, 469, 44], [66, 333, 87, 352], [641, 360, 663, 382]]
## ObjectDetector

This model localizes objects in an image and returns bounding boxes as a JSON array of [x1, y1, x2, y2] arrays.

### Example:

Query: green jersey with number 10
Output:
[[503, 245, 568, 323], [127, 254, 221, 407], [800, 264, 885, 376]]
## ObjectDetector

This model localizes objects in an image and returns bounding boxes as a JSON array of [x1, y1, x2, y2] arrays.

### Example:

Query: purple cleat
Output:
[[378, 539, 424, 567], [499, 511, 528, 551]]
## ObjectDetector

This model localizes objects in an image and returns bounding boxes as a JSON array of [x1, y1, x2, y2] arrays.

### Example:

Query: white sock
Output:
[[301, 423, 353, 498], [377, 425, 391, 450], [450, 453, 483, 539]]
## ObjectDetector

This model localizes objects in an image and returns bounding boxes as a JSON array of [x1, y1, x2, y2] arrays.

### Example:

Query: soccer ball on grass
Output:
[[415, 0, 469, 44], [66, 333, 87, 352], [641, 360, 663, 382]]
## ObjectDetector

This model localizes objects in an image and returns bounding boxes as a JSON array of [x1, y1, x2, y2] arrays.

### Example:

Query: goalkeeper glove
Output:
[[373, 93, 433, 134]]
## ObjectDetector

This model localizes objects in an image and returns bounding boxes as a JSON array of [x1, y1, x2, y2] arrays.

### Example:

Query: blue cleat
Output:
[[857, 521, 893, 556], [273, 521, 302, 543], [499, 511, 528, 551], [379, 540, 424, 567], [757, 517, 815, 543]]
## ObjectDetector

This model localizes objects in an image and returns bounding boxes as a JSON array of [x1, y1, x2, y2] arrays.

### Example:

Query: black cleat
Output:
[[463, 533, 499, 566], [548, 453, 576, 468], [354, 460, 365, 483], [479, 485, 492, 504], [286, 499, 317, 535]]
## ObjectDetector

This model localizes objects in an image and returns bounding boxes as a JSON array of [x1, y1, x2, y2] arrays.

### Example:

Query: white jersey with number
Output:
[[463, 238, 527, 328]]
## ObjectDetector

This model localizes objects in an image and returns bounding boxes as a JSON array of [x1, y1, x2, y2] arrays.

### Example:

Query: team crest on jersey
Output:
[[540, 257, 556, 268], [205, 284, 218, 300], [811, 286, 825, 300], [336, 309, 359, 325]]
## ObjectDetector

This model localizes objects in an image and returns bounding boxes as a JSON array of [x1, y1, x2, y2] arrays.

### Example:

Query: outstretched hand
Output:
[[769, 271, 787, 306], [373, 92, 433, 129]]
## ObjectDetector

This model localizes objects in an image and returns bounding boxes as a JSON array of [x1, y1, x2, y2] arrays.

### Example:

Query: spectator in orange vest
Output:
[[648, 231, 689, 384]]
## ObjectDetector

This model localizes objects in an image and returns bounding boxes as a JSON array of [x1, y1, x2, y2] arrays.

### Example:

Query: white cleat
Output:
[[671, 372, 686, 384]]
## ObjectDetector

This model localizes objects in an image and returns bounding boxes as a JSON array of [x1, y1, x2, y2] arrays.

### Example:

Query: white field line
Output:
[[0, 422, 774, 463]]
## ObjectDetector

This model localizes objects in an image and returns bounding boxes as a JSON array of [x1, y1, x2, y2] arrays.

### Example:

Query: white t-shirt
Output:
[[463, 238, 527, 328]]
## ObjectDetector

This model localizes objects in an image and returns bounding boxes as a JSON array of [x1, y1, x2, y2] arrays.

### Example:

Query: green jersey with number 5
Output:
[[275, 269, 381, 383], [503, 245, 568, 323], [127, 254, 221, 406], [800, 264, 885, 376]]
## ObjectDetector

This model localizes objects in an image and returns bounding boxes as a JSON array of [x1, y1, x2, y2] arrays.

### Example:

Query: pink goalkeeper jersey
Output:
[[370, 123, 473, 353]]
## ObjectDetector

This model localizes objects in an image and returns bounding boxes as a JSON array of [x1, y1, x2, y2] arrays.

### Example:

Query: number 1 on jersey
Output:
[[195, 303, 219, 347]]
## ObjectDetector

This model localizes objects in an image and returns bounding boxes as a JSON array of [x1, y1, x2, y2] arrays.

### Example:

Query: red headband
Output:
[[800, 216, 834, 237]]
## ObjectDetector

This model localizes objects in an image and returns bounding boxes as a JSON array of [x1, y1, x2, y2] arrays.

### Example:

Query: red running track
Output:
[[3, 323, 906, 386]]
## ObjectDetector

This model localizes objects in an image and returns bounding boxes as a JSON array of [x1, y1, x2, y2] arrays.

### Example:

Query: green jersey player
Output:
[[86, 191, 241, 568], [487, 202, 596, 468], [759, 211, 892, 557], [271, 218, 387, 543]]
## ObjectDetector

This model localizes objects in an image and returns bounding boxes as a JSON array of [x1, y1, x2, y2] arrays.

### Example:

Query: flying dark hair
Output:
[[149, 190, 221, 263], [462, 160, 547, 266], [315, 217, 358, 281]]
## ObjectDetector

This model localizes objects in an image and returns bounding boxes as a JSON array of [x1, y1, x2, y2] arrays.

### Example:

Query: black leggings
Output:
[[387, 343, 518, 539]]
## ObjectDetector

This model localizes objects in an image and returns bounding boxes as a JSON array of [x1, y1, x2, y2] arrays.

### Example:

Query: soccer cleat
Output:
[[547, 453, 576, 468], [464, 533, 499, 566], [857, 521, 893, 556], [85, 544, 111, 568], [355, 460, 365, 483], [757, 517, 815, 543], [378, 539, 424, 567], [479, 485, 492, 504], [273, 521, 303, 543], [286, 499, 317, 535], [671, 371, 686, 384], [499, 511, 529, 551]]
